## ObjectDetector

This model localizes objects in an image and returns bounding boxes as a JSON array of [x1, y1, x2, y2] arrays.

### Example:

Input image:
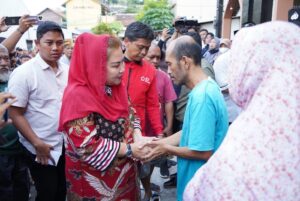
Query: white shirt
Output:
[[59, 54, 70, 66], [213, 50, 241, 122], [8, 53, 69, 159]]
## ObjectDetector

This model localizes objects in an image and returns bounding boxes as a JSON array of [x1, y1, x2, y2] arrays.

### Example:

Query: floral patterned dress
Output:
[[64, 111, 140, 201]]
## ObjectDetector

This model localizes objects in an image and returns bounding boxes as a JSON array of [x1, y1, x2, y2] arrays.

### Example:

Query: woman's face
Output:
[[209, 38, 218, 50], [106, 47, 124, 86]]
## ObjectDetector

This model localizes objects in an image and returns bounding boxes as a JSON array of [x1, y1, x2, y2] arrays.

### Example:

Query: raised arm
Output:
[[1, 15, 37, 52]]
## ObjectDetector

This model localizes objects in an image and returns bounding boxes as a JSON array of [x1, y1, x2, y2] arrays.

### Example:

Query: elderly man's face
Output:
[[166, 49, 187, 86], [145, 45, 161, 68], [0, 48, 11, 82]]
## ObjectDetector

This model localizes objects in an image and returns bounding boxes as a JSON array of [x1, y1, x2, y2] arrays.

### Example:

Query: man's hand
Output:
[[131, 141, 152, 161], [163, 127, 172, 137], [18, 15, 38, 34], [0, 17, 10, 32], [140, 139, 169, 163], [161, 28, 170, 41], [0, 92, 17, 118], [34, 139, 54, 165]]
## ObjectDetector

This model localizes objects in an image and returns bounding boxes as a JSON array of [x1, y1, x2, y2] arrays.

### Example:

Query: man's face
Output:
[[145, 45, 161, 68], [209, 38, 218, 50], [166, 49, 187, 85], [64, 45, 73, 59], [35, 31, 64, 66], [124, 38, 151, 62], [0, 48, 11, 82], [106, 47, 125, 86], [205, 34, 213, 45], [199, 31, 207, 41], [20, 57, 31, 64]]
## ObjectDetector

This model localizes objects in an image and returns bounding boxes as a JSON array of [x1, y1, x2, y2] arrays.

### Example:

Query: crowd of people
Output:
[[0, 13, 299, 201]]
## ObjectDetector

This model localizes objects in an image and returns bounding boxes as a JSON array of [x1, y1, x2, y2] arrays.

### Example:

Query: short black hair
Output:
[[173, 37, 202, 66], [199, 28, 208, 33], [124, 21, 154, 42], [184, 32, 202, 49], [207, 32, 214, 38], [36, 21, 64, 40]]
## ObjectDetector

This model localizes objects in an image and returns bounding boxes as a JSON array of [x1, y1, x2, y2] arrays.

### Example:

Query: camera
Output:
[[174, 17, 200, 34]]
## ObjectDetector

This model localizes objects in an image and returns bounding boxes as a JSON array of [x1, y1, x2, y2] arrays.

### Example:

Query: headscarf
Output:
[[184, 21, 300, 201], [59, 33, 129, 130]]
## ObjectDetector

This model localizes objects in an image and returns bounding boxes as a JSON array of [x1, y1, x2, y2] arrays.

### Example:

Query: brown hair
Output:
[[107, 36, 122, 59]]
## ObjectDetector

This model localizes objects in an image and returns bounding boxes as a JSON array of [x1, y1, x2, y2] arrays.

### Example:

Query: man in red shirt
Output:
[[123, 22, 163, 137], [122, 21, 163, 200]]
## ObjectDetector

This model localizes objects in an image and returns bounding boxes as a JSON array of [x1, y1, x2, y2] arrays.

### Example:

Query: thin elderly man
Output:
[[0, 44, 29, 201], [8, 21, 68, 201], [143, 36, 228, 201], [143, 43, 177, 199]]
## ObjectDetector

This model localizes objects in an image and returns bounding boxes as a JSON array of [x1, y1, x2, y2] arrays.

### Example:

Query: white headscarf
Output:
[[184, 21, 300, 201]]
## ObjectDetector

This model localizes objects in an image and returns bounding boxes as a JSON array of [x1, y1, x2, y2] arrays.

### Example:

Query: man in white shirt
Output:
[[59, 40, 73, 65], [8, 21, 68, 201]]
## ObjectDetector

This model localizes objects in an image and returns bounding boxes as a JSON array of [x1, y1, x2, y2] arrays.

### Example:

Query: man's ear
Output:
[[123, 37, 130, 47], [181, 56, 192, 69], [34, 40, 39, 47]]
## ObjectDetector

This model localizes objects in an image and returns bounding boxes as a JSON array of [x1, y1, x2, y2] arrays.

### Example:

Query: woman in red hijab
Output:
[[59, 33, 146, 200]]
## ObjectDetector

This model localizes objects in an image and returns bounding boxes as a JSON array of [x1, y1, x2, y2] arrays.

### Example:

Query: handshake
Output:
[[129, 130, 168, 163]]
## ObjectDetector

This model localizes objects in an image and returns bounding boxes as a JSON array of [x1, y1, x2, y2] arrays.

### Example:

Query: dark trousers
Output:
[[26, 148, 66, 201], [0, 154, 30, 201]]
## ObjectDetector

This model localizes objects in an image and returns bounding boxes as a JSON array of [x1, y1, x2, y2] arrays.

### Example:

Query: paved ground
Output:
[[29, 163, 178, 201], [148, 166, 177, 201]]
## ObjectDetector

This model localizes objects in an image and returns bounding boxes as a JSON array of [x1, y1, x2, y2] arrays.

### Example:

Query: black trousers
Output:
[[0, 154, 30, 201], [26, 147, 66, 201]]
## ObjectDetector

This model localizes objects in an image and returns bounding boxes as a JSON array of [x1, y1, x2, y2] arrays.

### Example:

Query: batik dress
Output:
[[64, 107, 140, 201]]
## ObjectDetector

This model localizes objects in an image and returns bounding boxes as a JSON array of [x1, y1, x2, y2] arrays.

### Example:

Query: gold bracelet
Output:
[[17, 28, 24, 34]]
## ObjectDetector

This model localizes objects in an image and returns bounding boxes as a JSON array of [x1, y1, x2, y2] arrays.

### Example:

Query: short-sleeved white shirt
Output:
[[8, 53, 69, 156]]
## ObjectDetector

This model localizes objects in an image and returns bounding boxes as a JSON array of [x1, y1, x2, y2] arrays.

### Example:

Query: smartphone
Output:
[[167, 27, 175, 35], [4, 16, 43, 26], [4, 16, 21, 25]]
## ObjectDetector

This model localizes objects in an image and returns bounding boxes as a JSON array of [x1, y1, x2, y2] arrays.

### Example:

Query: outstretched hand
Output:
[[0, 92, 17, 128], [140, 139, 168, 163]]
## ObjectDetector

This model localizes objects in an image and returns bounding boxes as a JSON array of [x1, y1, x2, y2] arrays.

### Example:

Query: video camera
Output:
[[173, 17, 200, 34]]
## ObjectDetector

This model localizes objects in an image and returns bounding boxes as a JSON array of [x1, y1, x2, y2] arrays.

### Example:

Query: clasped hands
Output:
[[130, 131, 168, 163]]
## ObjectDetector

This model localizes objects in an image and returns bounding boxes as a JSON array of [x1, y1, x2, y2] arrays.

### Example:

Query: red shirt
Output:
[[123, 59, 163, 136]]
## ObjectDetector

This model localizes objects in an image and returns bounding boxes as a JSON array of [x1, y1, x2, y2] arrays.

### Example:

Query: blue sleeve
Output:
[[188, 94, 216, 151]]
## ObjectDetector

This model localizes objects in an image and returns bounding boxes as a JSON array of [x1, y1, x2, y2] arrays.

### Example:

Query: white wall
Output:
[[200, 17, 240, 39], [174, 0, 216, 21], [172, 0, 230, 22]]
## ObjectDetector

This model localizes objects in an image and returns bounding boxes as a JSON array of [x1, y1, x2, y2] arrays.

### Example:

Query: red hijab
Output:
[[59, 33, 129, 130]]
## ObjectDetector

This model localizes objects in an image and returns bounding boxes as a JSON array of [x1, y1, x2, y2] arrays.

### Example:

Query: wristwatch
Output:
[[125, 144, 133, 158]]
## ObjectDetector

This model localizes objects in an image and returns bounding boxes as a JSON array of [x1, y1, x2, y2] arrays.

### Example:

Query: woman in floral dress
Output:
[[59, 33, 148, 201]]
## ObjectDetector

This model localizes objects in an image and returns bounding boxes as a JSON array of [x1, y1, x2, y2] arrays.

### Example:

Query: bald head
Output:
[[167, 36, 202, 66], [145, 43, 161, 68]]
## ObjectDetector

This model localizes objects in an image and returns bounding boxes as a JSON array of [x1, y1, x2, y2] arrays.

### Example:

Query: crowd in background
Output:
[[0, 13, 299, 201]]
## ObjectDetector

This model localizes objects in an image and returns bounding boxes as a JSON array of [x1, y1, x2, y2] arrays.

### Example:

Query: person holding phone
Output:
[[0, 44, 29, 201], [0, 15, 38, 53]]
